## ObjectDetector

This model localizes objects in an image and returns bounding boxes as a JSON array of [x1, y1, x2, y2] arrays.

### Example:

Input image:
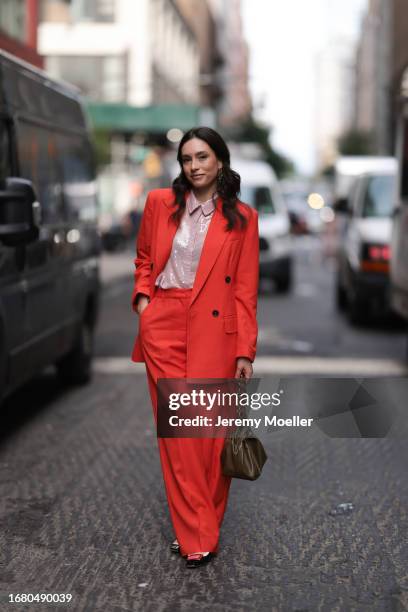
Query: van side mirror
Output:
[[333, 197, 350, 214], [0, 178, 41, 246]]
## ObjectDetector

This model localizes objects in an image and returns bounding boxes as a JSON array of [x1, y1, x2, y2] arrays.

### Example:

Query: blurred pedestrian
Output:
[[130, 127, 259, 568]]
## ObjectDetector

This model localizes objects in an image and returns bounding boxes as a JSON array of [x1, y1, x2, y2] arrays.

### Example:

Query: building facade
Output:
[[354, 0, 393, 154], [216, 0, 251, 128], [353, 0, 408, 155], [175, 0, 223, 109], [0, 0, 43, 68], [39, 0, 200, 105], [391, 0, 408, 105], [354, 6, 377, 136], [315, 38, 356, 169]]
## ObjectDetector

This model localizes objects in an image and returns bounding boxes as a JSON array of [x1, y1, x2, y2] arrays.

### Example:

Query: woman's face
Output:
[[180, 138, 222, 192]]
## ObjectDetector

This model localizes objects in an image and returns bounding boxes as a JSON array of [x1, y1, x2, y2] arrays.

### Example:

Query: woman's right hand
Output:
[[137, 295, 150, 315]]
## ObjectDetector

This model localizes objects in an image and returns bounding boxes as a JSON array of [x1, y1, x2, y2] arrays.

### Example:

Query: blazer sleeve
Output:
[[131, 192, 155, 312], [234, 207, 259, 362]]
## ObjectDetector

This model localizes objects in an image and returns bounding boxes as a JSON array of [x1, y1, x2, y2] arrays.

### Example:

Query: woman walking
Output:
[[130, 127, 259, 568]]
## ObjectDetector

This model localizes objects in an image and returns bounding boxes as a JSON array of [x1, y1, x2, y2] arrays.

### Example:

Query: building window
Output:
[[58, 133, 97, 222], [40, 0, 71, 24], [47, 55, 126, 102], [0, 0, 25, 42], [71, 0, 115, 23]]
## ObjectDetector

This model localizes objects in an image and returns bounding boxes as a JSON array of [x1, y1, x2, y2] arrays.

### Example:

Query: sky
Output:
[[241, 0, 368, 175]]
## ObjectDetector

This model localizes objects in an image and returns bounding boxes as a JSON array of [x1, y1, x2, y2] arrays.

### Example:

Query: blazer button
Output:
[[150, 263, 154, 270], [212, 309, 219, 317], [225, 276, 231, 283]]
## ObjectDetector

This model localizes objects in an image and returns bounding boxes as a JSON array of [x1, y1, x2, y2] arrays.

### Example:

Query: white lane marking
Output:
[[254, 356, 408, 376], [93, 356, 408, 376]]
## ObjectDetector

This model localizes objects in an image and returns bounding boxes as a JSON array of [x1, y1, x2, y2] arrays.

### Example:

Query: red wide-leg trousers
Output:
[[139, 286, 232, 557]]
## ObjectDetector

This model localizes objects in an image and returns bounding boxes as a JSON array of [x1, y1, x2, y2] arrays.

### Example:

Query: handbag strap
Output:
[[230, 377, 254, 447]]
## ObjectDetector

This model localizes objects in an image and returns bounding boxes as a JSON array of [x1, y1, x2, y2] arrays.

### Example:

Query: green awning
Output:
[[86, 102, 201, 133]]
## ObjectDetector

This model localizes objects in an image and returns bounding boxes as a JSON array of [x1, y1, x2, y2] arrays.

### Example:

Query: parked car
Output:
[[333, 156, 398, 255], [0, 50, 101, 404], [391, 100, 408, 325], [232, 158, 293, 292], [335, 164, 398, 323]]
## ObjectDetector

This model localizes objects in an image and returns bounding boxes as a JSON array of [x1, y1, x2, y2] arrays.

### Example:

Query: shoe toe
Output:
[[185, 552, 214, 568], [170, 542, 180, 554]]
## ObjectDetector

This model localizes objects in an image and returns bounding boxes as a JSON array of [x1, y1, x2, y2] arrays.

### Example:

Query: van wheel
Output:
[[274, 260, 293, 293], [56, 319, 94, 385], [275, 275, 291, 293]]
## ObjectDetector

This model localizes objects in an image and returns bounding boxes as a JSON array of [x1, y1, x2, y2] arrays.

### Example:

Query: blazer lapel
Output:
[[190, 196, 228, 306], [155, 194, 179, 277]]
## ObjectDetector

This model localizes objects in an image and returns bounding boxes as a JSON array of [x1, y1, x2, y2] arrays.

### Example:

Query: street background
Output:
[[1, 0, 408, 610], [1, 237, 408, 611]]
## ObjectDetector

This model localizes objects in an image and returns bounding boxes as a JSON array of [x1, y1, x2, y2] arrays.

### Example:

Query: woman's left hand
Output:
[[235, 357, 253, 380]]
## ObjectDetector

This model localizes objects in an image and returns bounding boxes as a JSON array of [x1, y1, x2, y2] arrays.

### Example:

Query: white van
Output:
[[334, 156, 398, 202], [335, 162, 398, 322], [231, 158, 293, 292]]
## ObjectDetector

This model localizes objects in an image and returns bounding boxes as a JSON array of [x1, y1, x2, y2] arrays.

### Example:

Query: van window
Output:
[[362, 175, 395, 218], [0, 121, 10, 182], [57, 133, 97, 222], [240, 186, 276, 214], [17, 122, 64, 223]]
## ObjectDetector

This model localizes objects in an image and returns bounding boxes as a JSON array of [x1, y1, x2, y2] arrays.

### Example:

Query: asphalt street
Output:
[[1, 236, 408, 612]]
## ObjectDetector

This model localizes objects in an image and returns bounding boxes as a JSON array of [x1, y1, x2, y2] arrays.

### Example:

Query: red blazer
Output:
[[130, 188, 259, 378]]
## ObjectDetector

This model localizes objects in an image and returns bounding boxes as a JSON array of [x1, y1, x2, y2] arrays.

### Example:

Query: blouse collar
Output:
[[187, 190, 217, 217]]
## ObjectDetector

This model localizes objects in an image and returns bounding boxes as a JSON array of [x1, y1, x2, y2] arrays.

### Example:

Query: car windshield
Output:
[[363, 175, 395, 218], [240, 185, 276, 214]]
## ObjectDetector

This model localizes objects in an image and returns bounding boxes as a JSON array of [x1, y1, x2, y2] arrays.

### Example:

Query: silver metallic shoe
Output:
[[170, 539, 180, 554]]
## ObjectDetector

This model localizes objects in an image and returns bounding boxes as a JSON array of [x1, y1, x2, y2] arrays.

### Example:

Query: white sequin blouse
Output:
[[154, 190, 217, 289]]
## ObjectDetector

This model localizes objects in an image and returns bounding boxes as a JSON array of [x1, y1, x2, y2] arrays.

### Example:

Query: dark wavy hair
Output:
[[171, 127, 247, 231]]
